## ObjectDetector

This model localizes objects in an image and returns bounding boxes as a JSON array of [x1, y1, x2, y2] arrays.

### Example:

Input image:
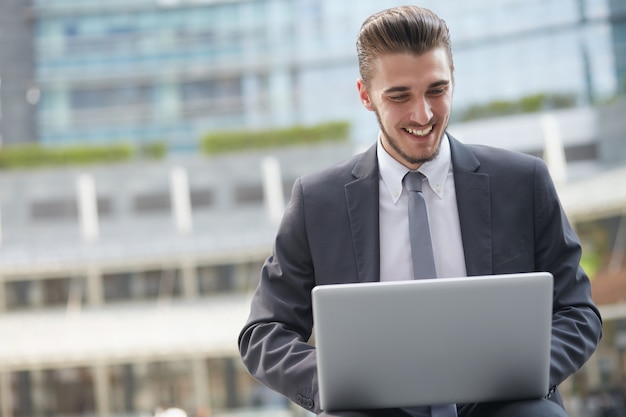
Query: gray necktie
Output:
[[404, 171, 437, 279], [404, 171, 458, 417]]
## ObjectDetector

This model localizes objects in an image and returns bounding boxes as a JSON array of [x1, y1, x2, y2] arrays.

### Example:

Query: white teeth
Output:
[[404, 126, 433, 136]]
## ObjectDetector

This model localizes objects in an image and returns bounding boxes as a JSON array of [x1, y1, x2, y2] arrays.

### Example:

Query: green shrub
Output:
[[201, 121, 350, 155], [138, 141, 167, 159], [0, 139, 171, 170], [458, 93, 578, 122], [0, 143, 134, 169]]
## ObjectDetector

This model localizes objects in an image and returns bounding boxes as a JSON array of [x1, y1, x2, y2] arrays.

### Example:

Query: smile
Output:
[[403, 126, 434, 137]]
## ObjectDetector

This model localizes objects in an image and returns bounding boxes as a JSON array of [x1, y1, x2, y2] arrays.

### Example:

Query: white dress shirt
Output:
[[377, 133, 467, 281]]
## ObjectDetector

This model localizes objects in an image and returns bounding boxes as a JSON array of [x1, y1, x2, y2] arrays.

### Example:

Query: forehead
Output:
[[368, 47, 452, 91]]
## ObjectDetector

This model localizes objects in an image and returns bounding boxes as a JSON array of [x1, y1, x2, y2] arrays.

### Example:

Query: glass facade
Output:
[[28, 0, 623, 148], [0, 142, 358, 417], [0, 4, 625, 414], [0, 257, 283, 417], [5, 358, 284, 417]]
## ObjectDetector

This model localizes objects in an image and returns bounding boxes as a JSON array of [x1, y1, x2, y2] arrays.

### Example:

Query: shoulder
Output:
[[470, 143, 538, 167], [453, 137, 548, 177], [298, 144, 377, 190]]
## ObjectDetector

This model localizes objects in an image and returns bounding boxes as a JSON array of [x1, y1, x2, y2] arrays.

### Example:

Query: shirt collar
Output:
[[377, 132, 452, 204]]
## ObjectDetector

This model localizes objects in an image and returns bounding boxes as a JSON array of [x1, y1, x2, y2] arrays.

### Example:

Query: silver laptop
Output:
[[311, 272, 553, 411]]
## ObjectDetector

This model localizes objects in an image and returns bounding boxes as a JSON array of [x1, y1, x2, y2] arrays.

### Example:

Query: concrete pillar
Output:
[[86, 266, 103, 306], [93, 363, 111, 417], [30, 370, 44, 417], [77, 174, 100, 243], [0, 371, 12, 417], [0, 274, 5, 312], [261, 156, 285, 226], [541, 113, 567, 187], [170, 167, 192, 236], [191, 358, 211, 415], [181, 260, 198, 299]]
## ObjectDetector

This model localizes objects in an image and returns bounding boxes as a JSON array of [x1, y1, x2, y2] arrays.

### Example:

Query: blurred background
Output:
[[0, 0, 624, 416]]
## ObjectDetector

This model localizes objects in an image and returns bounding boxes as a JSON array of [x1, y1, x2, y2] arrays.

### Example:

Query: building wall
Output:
[[0, 142, 356, 417], [21, 0, 621, 149], [0, 0, 37, 145], [609, 0, 626, 93], [0, 108, 623, 416], [0, 259, 284, 417]]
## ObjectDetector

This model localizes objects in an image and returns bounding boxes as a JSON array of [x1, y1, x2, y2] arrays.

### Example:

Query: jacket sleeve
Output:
[[238, 178, 321, 414], [532, 158, 603, 389]]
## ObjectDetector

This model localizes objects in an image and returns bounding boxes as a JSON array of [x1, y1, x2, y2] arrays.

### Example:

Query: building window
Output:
[[10, 368, 96, 417], [206, 358, 237, 410], [205, 357, 285, 412], [133, 192, 171, 214], [103, 269, 182, 303], [43, 277, 86, 307], [180, 76, 244, 117], [97, 197, 114, 216], [44, 368, 96, 417], [108, 364, 135, 415], [4, 277, 86, 311], [197, 261, 262, 295], [30, 197, 112, 221], [189, 189, 214, 209], [5, 280, 33, 310], [131, 361, 194, 413], [102, 272, 132, 302], [10, 371, 32, 417], [197, 264, 235, 294], [237, 260, 264, 292], [234, 184, 264, 205], [31, 198, 78, 221], [70, 85, 152, 110]]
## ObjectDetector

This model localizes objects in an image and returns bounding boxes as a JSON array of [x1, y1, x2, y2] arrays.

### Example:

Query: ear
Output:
[[356, 78, 375, 111]]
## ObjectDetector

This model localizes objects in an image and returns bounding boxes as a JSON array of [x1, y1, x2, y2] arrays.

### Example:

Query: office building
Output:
[[0, 104, 624, 416], [0, 0, 623, 149], [0, 1, 625, 416], [0, 141, 359, 417]]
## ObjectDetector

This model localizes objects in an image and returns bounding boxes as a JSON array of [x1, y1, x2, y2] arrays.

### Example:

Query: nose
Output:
[[410, 97, 433, 125]]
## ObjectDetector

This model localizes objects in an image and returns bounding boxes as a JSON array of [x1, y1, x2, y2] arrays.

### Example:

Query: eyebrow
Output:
[[382, 80, 450, 95]]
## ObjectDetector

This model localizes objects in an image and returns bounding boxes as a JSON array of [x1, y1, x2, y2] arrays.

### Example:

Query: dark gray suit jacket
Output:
[[238, 135, 602, 414]]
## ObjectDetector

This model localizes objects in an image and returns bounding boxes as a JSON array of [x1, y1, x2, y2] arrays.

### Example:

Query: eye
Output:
[[427, 85, 449, 96], [388, 95, 410, 102]]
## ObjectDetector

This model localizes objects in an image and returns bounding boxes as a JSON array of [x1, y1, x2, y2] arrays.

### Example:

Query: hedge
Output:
[[458, 93, 578, 122], [201, 121, 350, 155], [0, 143, 138, 170]]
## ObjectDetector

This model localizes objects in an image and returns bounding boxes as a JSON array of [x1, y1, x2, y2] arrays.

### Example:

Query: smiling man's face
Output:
[[357, 47, 453, 170]]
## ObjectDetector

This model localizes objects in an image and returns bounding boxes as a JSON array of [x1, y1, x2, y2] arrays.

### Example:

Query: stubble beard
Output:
[[374, 109, 444, 167]]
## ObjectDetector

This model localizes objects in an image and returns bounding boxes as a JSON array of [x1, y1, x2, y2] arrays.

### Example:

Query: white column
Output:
[[191, 358, 211, 416], [181, 259, 198, 299], [261, 156, 285, 226], [170, 167, 193, 235], [0, 274, 5, 312], [541, 113, 567, 187], [93, 364, 111, 417], [76, 174, 99, 243], [86, 265, 103, 306]]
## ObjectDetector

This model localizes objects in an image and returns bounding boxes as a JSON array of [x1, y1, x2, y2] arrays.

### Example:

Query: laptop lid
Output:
[[311, 272, 553, 411]]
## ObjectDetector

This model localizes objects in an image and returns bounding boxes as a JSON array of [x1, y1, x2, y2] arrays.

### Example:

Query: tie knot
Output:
[[404, 171, 424, 192]]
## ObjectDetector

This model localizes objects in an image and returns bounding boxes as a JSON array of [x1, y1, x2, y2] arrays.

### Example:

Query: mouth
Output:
[[403, 125, 434, 137]]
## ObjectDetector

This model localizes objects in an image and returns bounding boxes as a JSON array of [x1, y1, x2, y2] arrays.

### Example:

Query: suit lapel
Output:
[[345, 145, 380, 283], [344, 137, 492, 281], [449, 135, 493, 276]]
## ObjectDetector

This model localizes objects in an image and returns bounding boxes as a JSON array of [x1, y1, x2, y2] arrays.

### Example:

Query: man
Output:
[[238, 5, 602, 417]]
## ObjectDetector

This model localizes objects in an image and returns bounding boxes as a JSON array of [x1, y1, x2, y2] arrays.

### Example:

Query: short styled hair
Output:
[[356, 6, 454, 86]]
